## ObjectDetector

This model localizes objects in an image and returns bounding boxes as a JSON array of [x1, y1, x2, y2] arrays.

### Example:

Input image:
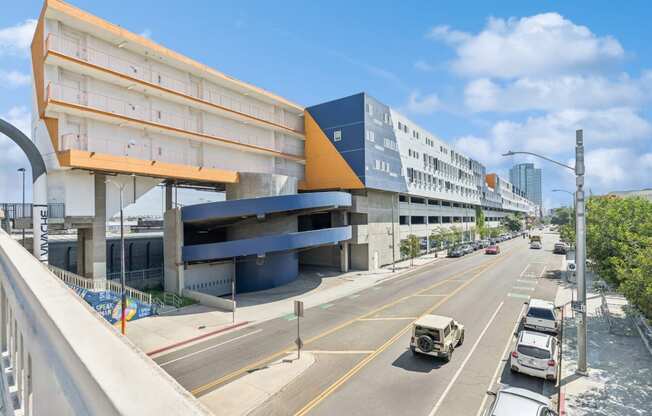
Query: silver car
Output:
[[484, 386, 557, 416]]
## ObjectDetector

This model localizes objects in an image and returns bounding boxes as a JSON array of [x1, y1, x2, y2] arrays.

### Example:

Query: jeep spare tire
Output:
[[417, 335, 434, 352]]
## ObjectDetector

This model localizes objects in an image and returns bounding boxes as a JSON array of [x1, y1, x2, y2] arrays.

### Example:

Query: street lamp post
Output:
[[17, 168, 26, 248], [503, 129, 588, 375], [106, 179, 127, 336]]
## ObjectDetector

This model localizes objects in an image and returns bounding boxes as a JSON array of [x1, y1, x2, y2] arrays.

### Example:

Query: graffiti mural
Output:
[[69, 285, 154, 324]]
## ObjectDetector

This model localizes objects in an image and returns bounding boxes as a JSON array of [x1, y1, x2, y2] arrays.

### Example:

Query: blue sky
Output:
[[1, 0, 651, 214]]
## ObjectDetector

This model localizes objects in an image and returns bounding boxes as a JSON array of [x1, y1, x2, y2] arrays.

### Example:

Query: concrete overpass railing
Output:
[[0, 230, 211, 416]]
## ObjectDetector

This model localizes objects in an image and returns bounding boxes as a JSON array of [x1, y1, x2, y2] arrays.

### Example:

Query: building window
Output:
[[384, 112, 390, 124], [399, 215, 409, 225], [367, 130, 375, 142], [333, 130, 342, 142], [366, 103, 374, 115]]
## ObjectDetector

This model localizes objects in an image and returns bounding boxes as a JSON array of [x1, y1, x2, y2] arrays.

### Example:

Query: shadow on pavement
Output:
[[391, 349, 447, 373]]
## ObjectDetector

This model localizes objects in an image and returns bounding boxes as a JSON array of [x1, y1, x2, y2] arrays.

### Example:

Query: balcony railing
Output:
[[0, 203, 65, 219], [47, 82, 305, 160], [46, 33, 304, 133]]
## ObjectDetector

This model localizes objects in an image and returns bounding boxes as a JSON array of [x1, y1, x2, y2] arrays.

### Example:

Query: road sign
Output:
[[294, 300, 304, 317], [571, 300, 585, 313]]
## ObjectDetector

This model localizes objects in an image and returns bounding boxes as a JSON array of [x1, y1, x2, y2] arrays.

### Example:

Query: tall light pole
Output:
[[106, 179, 127, 335], [17, 168, 26, 248], [503, 129, 588, 375]]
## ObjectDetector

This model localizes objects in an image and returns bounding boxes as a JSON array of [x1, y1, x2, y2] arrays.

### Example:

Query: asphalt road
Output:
[[155, 231, 564, 416]]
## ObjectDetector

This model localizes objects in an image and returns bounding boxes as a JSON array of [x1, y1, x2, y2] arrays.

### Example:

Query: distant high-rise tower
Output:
[[509, 163, 542, 215]]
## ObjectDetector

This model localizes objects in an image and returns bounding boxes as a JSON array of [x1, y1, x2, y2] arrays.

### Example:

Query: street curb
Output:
[[146, 321, 250, 356]]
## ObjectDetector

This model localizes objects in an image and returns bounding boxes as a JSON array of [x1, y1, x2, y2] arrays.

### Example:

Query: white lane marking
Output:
[[539, 265, 547, 278], [516, 279, 537, 284], [519, 264, 531, 277], [159, 329, 263, 367], [358, 317, 417, 321], [475, 304, 526, 416], [304, 350, 374, 355], [512, 286, 535, 291], [428, 301, 505, 416]]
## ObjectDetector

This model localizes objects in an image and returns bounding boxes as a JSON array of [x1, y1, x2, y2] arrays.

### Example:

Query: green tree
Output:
[[501, 214, 523, 232], [400, 234, 420, 266], [586, 196, 652, 318], [475, 207, 486, 239], [551, 207, 573, 225], [429, 227, 445, 252]]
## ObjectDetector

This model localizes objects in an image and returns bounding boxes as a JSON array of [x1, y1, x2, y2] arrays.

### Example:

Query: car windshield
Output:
[[527, 307, 555, 320], [517, 345, 550, 359]]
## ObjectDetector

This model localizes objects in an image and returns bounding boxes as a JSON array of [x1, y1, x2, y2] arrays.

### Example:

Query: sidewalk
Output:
[[127, 251, 447, 354], [555, 276, 652, 415]]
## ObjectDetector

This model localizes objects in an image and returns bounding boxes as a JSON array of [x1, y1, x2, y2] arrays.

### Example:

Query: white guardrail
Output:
[[48, 265, 152, 304], [0, 230, 211, 415]]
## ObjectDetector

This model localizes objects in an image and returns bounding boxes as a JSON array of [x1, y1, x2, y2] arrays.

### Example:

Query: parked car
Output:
[[522, 299, 560, 335], [462, 244, 474, 254], [510, 330, 559, 382], [448, 246, 465, 257], [484, 386, 557, 416], [485, 245, 500, 255], [471, 241, 483, 250], [482, 239, 491, 248], [553, 242, 568, 254], [410, 314, 464, 362], [530, 241, 542, 249]]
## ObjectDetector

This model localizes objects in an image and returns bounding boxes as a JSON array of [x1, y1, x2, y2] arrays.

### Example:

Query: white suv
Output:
[[510, 330, 559, 382], [484, 386, 557, 416], [523, 299, 560, 334]]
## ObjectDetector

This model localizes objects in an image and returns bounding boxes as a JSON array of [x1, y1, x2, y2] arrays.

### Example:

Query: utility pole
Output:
[[575, 130, 588, 375], [18, 168, 26, 248]]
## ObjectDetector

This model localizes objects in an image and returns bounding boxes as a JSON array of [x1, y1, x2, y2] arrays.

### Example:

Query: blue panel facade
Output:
[[306, 92, 407, 193], [182, 191, 351, 222], [236, 251, 299, 293], [306, 93, 366, 184]]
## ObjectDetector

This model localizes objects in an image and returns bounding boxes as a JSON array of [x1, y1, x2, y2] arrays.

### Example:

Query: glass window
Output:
[[333, 130, 342, 142], [517, 345, 551, 359], [527, 307, 555, 320]]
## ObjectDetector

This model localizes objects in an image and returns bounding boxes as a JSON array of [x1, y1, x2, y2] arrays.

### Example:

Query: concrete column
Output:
[[165, 183, 173, 211], [164, 208, 184, 295], [16, 333, 22, 402], [334, 211, 349, 273], [76, 174, 107, 278]]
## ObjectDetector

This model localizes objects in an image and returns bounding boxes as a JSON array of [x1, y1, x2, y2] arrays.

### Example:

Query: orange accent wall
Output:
[[58, 149, 239, 183], [301, 112, 364, 190], [485, 173, 497, 189], [44, 117, 59, 151]]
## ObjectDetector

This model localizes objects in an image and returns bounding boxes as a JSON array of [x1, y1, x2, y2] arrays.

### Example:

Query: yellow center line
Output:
[[293, 250, 515, 416], [190, 252, 512, 396]]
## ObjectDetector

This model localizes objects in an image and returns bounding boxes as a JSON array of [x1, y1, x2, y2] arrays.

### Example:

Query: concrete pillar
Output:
[[76, 174, 107, 278], [333, 210, 349, 273], [16, 333, 22, 402], [164, 208, 184, 295], [165, 183, 173, 211]]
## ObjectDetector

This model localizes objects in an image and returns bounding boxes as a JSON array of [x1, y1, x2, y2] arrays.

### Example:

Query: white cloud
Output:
[[0, 19, 36, 56], [453, 108, 651, 167], [427, 25, 471, 44], [0, 106, 32, 201], [584, 148, 652, 190], [429, 13, 624, 79], [0, 70, 30, 87], [414, 60, 434, 72], [465, 72, 652, 112], [405, 91, 441, 114]]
